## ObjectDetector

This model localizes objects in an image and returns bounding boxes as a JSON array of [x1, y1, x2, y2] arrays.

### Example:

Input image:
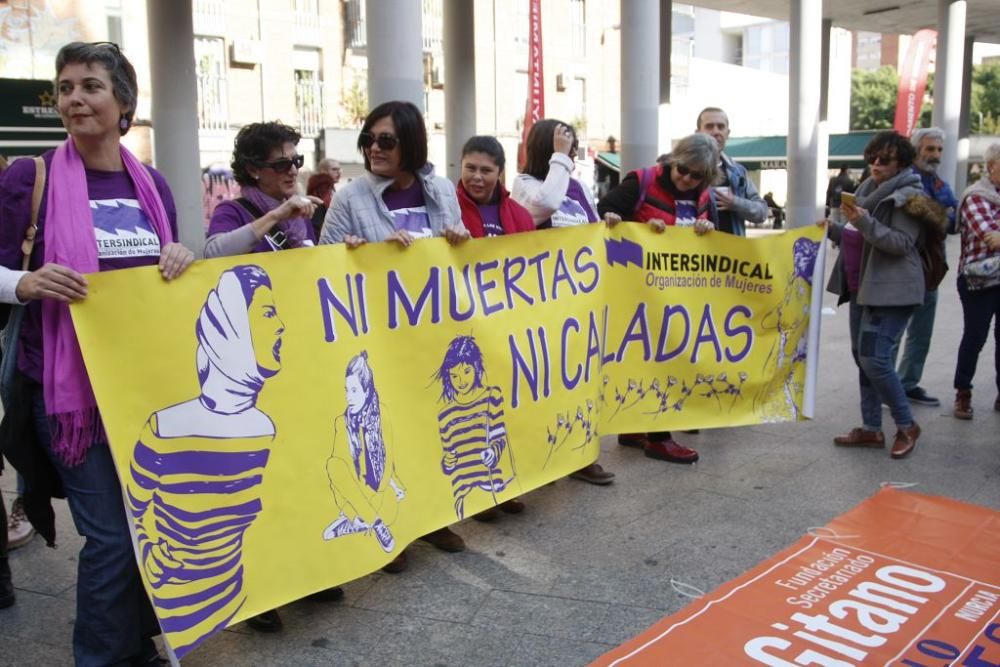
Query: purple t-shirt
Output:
[[840, 226, 863, 294], [383, 180, 431, 238], [478, 202, 504, 237], [207, 199, 316, 253], [0, 151, 179, 383], [550, 178, 597, 228]]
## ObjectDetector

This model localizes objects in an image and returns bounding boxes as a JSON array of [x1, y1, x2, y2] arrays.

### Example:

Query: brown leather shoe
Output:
[[891, 423, 920, 459], [419, 527, 466, 553], [569, 463, 615, 485], [472, 507, 501, 522], [833, 428, 885, 448], [954, 389, 973, 420], [499, 498, 525, 514], [617, 433, 647, 448], [381, 549, 409, 574]]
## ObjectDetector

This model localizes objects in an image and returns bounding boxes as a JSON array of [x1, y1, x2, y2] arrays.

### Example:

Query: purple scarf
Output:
[[44, 139, 174, 466], [240, 185, 313, 248]]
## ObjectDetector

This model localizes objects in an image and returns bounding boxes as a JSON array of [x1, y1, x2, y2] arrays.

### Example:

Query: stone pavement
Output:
[[1, 240, 997, 667]]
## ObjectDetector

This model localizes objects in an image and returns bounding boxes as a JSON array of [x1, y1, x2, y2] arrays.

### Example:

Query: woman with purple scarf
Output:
[[0, 42, 193, 666], [205, 122, 320, 258]]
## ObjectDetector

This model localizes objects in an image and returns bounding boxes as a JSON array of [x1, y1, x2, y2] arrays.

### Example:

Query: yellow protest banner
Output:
[[71, 223, 826, 659]]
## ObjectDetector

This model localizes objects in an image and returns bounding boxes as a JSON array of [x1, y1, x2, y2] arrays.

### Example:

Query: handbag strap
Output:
[[23, 157, 45, 272]]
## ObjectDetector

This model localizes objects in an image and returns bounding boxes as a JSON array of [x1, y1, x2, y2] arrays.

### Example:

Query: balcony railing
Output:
[[345, 0, 366, 50], [196, 74, 228, 131], [193, 0, 225, 36], [296, 79, 325, 138]]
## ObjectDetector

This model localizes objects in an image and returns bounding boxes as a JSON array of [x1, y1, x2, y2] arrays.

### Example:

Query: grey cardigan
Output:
[[826, 172, 927, 308], [319, 163, 463, 243]]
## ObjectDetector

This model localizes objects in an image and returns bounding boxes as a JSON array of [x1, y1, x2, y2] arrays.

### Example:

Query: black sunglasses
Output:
[[255, 154, 304, 174], [359, 132, 399, 151], [869, 154, 897, 166], [89, 41, 123, 54], [675, 164, 705, 181]]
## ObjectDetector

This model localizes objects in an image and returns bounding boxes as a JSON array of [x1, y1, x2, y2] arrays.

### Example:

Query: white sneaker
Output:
[[7, 497, 34, 550], [323, 514, 359, 540], [371, 520, 395, 553]]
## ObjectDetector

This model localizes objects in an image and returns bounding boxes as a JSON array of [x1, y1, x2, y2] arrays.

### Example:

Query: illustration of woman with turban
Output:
[[755, 237, 821, 421], [434, 336, 518, 519], [125, 264, 283, 658], [323, 351, 406, 553]]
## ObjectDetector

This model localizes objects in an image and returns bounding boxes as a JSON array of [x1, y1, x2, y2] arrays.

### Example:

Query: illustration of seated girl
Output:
[[755, 237, 821, 422], [323, 351, 406, 553], [126, 264, 283, 657], [434, 336, 518, 520]]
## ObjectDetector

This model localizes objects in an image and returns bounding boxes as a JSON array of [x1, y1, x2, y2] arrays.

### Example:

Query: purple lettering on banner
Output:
[[318, 275, 363, 342], [585, 310, 602, 382], [600, 304, 615, 365], [574, 246, 600, 293], [539, 326, 551, 398], [475, 259, 504, 316], [655, 305, 690, 362], [355, 273, 369, 333], [616, 304, 651, 363], [503, 256, 534, 308], [561, 317, 583, 390], [691, 304, 723, 363], [551, 250, 579, 299], [387, 268, 441, 329], [448, 264, 476, 321], [724, 305, 754, 362], [509, 329, 541, 408], [527, 251, 551, 302]]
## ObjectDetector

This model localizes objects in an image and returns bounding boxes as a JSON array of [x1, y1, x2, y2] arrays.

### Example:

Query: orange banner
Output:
[[594, 488, 1000, 666]]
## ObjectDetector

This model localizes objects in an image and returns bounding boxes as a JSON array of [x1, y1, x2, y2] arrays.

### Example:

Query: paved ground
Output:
[[1, 239, 997, 667]]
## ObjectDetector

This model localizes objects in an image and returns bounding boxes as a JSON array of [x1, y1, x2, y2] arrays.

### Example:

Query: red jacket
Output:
[[456, 180, 535, 238], [631, 164, 712, 225]]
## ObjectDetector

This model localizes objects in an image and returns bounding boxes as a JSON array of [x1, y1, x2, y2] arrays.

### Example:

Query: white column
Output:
[[955, 35, 974, 195], [620, 0, 659, 173], [787, 0, 822, 227], [657, 0, 673, 154], [146, 0, 204, 256], [931, 0, 966, 188], [444, 1, 476, 180], [366, 0, 424, 110]]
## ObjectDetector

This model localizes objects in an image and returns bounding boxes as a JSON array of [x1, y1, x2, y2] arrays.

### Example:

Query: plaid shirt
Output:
[[959, 189, 1000, 272]]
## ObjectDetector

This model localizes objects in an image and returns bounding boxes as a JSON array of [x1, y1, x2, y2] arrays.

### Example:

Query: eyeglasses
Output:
[[869, 154, 897, 166], [255, 154, 304, 174], [675, 164, 705, 181], [89, 41, 122, 55], [359, 132, 399, 151]]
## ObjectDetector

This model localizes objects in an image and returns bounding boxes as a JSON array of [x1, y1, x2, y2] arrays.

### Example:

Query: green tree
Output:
[[850, 66, 898, 130]]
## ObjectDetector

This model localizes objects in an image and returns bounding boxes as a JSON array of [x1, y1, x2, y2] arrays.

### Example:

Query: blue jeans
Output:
[[30, 387, 158, 667], [895, 288, 938, 391], [849, 299, 916, 431], [953, 276, 1000, 392]]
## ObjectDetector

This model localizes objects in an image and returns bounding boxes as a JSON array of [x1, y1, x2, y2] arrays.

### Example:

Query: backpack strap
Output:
[[234, 196, 266, 220], [23, 157, 45, 271], [631, 167, 654, 217]]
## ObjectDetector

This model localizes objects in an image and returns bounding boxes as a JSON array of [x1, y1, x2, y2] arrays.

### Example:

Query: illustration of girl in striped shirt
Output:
[[434, 336, 518, 519], [126, 265, 282, 658]]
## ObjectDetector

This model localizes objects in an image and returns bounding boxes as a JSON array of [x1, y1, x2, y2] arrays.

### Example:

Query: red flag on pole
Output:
[[518, 0, 544, 170], [893, 29, 936, 137]]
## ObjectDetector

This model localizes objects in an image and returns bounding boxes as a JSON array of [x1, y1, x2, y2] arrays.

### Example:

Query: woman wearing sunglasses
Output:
[[205, 122, 320, 258], [319, 100, 468, 249], [596, 132, 719, 466], [319, 100, 469, 572], [825, 130, 947, 459]]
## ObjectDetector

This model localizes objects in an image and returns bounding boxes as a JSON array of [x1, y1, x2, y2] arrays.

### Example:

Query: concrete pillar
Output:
[[787, 0, 823, 227], [620, 0, 659, 173], [816, 20, 832, 215], [366, 0, 424, 111], [146, 0, 204, 256], [444, 1, 475, 180], [659, 1, 672, 105], [931, 0, 966, 189], [955, 35, 974, 195]]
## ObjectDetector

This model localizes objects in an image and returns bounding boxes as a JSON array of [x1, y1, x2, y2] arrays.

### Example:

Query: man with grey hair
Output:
[[894, 126, 960, 407], [696, 107, 768, 235], [317, 158, 342, 189]]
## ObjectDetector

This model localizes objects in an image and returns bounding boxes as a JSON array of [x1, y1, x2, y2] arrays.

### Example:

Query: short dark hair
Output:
[[522, 118, 576, 180], [358, 100, 428, 173], [231, 121, 301, 186], [461, 135, 506, 171], [55, 42, 138, 136], [696, 107, 727, 130], [863, 130, 916, 169]]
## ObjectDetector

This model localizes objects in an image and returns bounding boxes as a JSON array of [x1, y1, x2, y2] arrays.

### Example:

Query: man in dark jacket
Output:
[[826, 165, 856, 220]]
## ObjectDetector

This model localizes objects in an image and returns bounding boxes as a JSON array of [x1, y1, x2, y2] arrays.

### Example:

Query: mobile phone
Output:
[[840, 192, 856, 206]]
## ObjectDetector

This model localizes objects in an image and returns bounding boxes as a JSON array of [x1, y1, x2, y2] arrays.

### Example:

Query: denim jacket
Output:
[[712, 155, 768, 236]]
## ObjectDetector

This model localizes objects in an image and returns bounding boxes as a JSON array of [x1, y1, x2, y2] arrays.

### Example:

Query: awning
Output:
[[596, 151, 620, 172], [725, 131, 879, 170], [0, 78, 67, 160]]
